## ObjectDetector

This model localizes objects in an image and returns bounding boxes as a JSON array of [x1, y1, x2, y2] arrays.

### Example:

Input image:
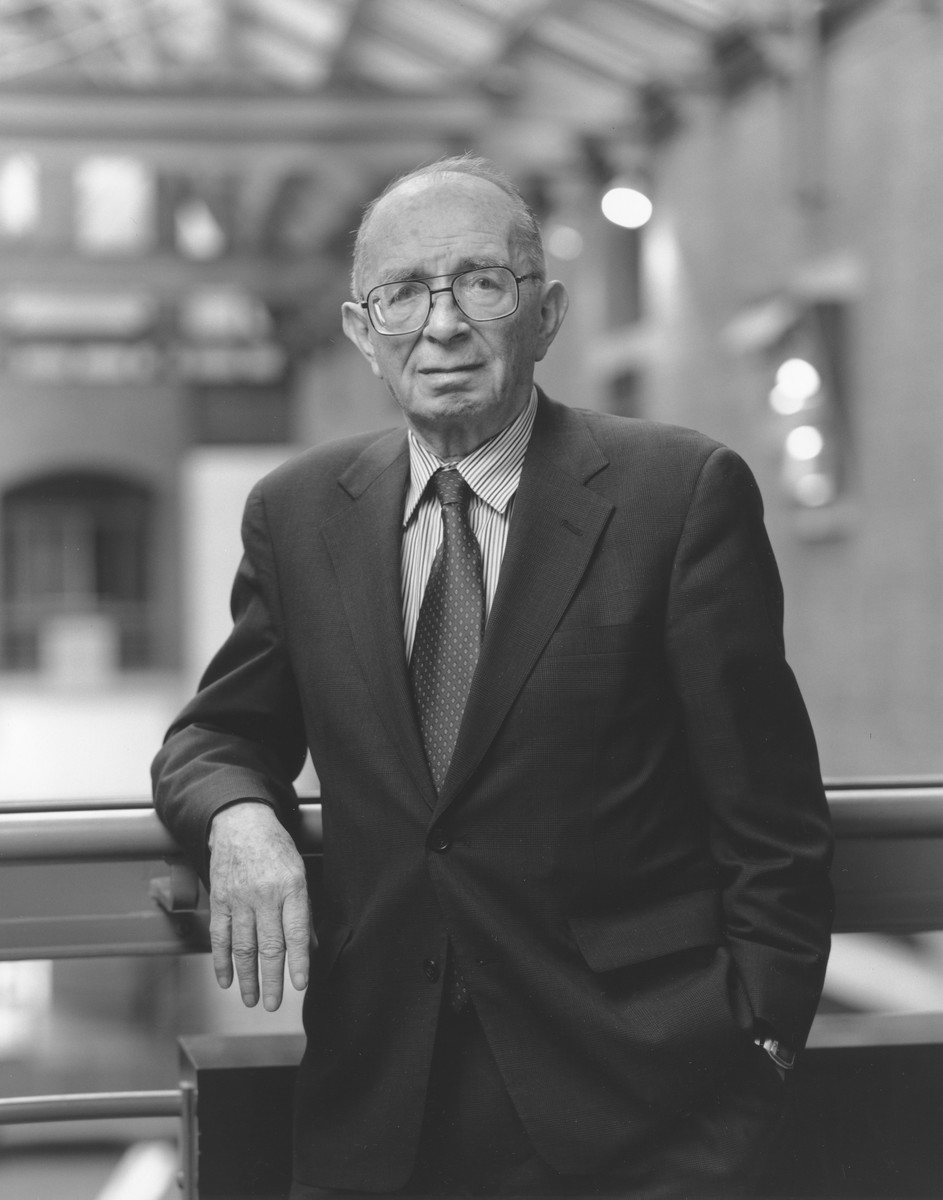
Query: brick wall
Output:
[[642, 0, 943, 776]]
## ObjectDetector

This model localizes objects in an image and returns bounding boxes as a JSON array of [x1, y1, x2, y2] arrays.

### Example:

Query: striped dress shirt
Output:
[[401, 388, 537, 662]]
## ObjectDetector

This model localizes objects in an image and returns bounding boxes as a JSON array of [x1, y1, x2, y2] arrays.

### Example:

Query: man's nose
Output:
[[422, 287, 468, 339]]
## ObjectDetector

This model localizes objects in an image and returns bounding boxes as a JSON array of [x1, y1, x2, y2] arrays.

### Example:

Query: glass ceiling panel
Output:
[[0, 0, 750, 92], [240, 0, 357, 48], [360, 0, 506, 69], [534, 13, 670, 83], [638, 0, 741, 31], [239, 24, 329, 89], [457, 0, 554, 20], [0, 0, 849, 96], [342, 36, 452, 91]]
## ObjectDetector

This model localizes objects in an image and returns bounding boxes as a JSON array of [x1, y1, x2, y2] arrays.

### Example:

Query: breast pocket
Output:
[[545, 621, 652, 660]]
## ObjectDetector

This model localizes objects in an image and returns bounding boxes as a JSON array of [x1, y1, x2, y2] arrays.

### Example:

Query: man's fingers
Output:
[[209, 906, 235, 990], [210, 896, 288, 1010], [283, 889, 312, 991], [208, 888, 309, 1009], [206, 804, 312, 1009], [257, 904, 288, 1011], [230, 906, 261, 1007]]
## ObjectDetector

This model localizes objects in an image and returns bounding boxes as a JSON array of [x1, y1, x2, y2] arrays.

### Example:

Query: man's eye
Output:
[[466, 272, 500, 292], [387, 282, 424, 305]]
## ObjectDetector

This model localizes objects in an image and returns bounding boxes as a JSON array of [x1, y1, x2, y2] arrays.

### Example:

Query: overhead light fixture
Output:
[[769, 356, 822, 414], [793, 472, 835, 508], [766, 302, 851, 518], [601, 182, 653, 230], [785, 424, 825, 462]]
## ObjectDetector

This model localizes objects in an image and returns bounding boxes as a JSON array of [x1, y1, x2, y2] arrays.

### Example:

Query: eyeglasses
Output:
[[360, 266, 539, 336]]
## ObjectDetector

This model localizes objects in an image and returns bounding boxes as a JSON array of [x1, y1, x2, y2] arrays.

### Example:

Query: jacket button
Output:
[[431, 830, 451, 853], [422, 958, 441, 983]]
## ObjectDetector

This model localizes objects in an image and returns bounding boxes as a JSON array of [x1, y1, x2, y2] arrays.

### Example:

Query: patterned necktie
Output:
[[409, 468, 484, 792]]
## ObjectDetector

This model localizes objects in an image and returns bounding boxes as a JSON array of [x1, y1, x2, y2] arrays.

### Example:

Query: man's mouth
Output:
[[419, 364, 481, 375]]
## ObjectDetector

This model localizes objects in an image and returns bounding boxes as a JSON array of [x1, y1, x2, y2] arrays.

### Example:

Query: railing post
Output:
[[150, 860, 202, 913], [178, 1079, 197, 1199], [178, 1033, 303, 1197]]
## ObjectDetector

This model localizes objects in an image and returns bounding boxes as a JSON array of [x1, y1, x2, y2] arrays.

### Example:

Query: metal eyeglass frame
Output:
[[359, 267, 541, 336]]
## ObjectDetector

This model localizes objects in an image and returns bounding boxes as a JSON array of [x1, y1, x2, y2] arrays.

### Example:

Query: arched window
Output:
[[2, 471, 153, 676]]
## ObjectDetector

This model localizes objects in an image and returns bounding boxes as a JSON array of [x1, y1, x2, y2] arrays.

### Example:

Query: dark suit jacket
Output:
[[152, 391, 833, 1191]]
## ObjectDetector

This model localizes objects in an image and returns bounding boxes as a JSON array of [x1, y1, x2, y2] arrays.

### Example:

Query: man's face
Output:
[[342, 174, 567, 459]]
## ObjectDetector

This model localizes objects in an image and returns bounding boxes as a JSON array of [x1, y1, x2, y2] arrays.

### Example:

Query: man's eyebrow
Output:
[[380, 267, 426, 285], [379, 259, 508, 285]]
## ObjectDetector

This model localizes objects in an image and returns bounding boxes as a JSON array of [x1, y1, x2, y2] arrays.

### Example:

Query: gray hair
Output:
[[350, 153, 545, 297]]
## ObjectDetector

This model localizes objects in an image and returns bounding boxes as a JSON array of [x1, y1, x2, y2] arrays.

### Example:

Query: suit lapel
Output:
[[320, 398, 613, 817], [320, 430, 438, 809], [437, 397, 613, 812]]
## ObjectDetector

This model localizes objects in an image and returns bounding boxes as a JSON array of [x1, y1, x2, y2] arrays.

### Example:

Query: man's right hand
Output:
[[207, 801, 311, 1011]]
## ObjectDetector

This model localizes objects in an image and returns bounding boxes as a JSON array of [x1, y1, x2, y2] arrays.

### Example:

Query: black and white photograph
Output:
[[0, 3, 940, 1198]]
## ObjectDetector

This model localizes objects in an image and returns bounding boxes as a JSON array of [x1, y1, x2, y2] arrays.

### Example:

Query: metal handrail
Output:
[[0, 1088, 182, 1124], [0, 807, 181, 862], [825, 783, 943, 836], [0, 783, 941, 863], [0, 803, 322, 862], [0, 802, 323, 862], [0, 1083, 197, 1200], [0, 778, 941, 1200], [0, 795, 160, 814]]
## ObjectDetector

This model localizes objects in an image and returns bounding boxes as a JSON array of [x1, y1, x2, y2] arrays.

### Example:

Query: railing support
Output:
[[179, 1080, 198, 1200], [0, 1086, 197, 1196], [150, 859, 202, 912]]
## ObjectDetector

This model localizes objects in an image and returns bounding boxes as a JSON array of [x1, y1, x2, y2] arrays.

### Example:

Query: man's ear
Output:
[[533, 280, 569, 363], [341, 301, 383, 379]]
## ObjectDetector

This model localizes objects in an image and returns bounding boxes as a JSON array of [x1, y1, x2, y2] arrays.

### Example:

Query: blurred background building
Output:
[[1, 1, 942, 1196]]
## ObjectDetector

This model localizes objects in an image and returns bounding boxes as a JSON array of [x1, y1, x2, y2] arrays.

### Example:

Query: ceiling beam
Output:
[[323, 0, 370, 86], [0, 135, 450, 189], [624, 0, 730, 37], [0, 88, 494, 142]]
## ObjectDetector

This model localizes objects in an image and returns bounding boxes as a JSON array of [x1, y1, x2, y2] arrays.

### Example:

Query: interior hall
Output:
[[1, 3, 942, 1198]]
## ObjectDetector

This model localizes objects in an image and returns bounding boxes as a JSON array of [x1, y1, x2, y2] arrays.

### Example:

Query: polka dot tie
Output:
[[410, 470, 482, 1014], [409, 468, 484, 792]]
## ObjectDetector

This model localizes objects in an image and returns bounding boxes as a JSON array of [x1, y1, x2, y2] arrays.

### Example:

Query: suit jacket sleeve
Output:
[[151, 482, 308, 883], [664, 444, 833, 1049]]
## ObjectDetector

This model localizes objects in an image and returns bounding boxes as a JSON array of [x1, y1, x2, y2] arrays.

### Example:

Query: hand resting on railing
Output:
[[207, 800, 311, 1011]]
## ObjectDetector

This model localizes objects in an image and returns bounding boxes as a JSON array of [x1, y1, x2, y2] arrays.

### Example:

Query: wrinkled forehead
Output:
[[359, 173, 521, 284], [376, 171, 515, 224]]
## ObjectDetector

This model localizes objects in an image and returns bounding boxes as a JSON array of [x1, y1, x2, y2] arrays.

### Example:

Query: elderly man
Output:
[[153, 155, 833, 1198]]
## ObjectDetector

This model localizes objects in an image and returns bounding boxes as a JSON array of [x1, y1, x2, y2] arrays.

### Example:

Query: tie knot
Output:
[[433, 468, 471, 510]]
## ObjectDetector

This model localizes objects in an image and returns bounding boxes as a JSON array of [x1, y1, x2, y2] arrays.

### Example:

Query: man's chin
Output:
[[405, 394, 506, 456], [413, 386, 487, 419]]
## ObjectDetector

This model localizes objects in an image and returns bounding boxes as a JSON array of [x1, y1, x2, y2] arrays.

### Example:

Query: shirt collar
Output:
[[403, 387, 538, 527]]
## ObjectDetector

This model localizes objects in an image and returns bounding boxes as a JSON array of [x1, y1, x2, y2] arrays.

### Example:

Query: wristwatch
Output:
[[754, 1035, 797, 1071]]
